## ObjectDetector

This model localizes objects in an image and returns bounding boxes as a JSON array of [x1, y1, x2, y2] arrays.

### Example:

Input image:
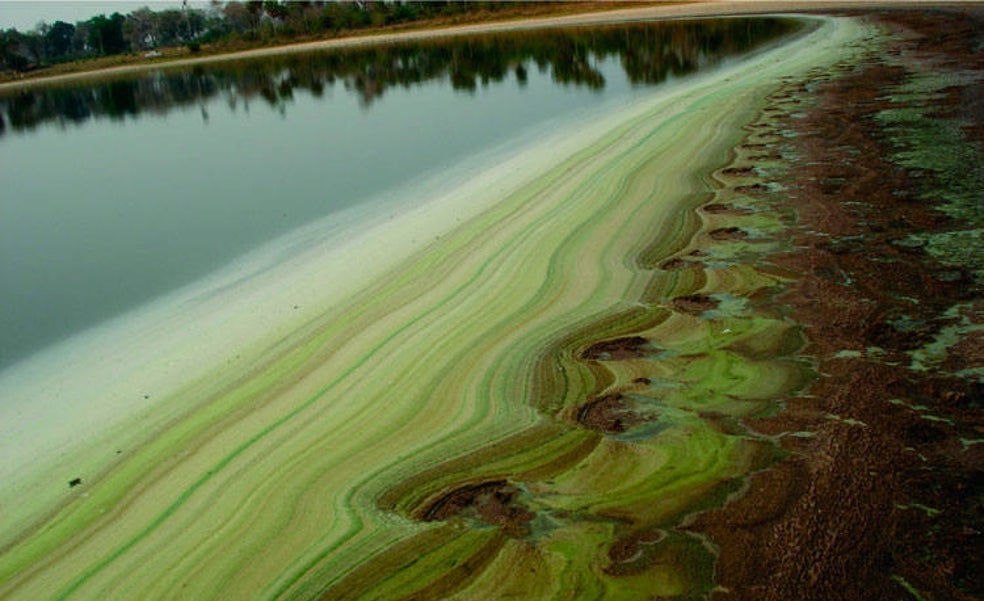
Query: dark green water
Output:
[[0, 17, 798, 369]]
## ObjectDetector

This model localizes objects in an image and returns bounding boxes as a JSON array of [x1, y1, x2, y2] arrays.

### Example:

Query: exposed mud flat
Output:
[[690, 8, 983, 600]]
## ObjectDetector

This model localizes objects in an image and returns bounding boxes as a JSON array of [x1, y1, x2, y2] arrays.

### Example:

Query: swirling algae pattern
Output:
[[0, 15, 872, 601]]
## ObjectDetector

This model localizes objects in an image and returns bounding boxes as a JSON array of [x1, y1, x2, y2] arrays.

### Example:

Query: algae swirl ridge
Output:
[[0, 15, 872, 601]]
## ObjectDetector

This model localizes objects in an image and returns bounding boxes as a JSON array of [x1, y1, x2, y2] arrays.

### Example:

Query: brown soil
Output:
[[660, 257, 704, 271], [720, 167, 758, 177], [420, 480, 535, 538], [690, 8, 983, 601], [581, 336, 652, 361], [575, 393, 651, 435], [702, 203, 753, 215], [605, 528, 668, 576], [708, 227, 750, 241], [732, 183, 770, 194], [671, 294, 721, 314]]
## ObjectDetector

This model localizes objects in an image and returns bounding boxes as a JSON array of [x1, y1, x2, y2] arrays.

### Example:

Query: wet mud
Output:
[[708, 227, 750, 241], [581, 336, 653, 361], [605, 528, 668, 576], [420, 480, 535, 538], [575, 393, 653, 434], [671, 294, 721, 315], [690, 8, 984, 600]]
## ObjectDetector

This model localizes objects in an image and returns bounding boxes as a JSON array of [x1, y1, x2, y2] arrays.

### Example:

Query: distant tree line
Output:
[[0, 1, 525, 74]]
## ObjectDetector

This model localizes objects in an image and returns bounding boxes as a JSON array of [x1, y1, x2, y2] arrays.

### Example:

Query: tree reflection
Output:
[[0, 18, 798, 136]]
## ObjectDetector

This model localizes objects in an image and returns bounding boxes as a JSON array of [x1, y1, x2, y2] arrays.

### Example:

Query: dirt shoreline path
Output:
[[0, 0, 973, 92]]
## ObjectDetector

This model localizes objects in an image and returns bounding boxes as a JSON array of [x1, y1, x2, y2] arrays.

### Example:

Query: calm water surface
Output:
[[0, 18, 798, 369]]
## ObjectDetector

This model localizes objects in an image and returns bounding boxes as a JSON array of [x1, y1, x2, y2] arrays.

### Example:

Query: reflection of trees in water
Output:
[[0, 18, 797, 135]]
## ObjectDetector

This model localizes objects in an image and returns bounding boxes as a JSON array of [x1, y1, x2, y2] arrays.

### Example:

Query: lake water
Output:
[[0, 18, 797, 370]]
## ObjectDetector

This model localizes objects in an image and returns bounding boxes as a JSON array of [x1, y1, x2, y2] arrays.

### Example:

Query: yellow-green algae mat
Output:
[[0, 16, 872, 601]]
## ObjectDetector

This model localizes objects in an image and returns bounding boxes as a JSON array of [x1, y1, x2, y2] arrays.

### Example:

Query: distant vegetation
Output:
[[0, 1, 540, 74]]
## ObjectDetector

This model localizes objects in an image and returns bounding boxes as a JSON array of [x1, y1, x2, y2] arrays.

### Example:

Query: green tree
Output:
[[156, 10, 188, 46], [86, 13, 127, 55], [222, 2, 252, 34], [123, 8, 157, 50], [0, 29, 30, 70], [245, 1, 264, 29], [19, 29, 44, 64], [263, 1, 289, 22], [44, 21, 76, 60]]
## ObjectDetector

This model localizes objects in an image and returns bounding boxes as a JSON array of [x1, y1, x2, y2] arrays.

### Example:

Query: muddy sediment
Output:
[[671, 294, 720, 315], [575, 393, 652, 434], [691, 8, 983, 600], [580, 336, 652, 361], [708, 226, 750, 241], [421, 480, 535, 537], [660, 257, 704, 271], [605, 528, 667, 576]]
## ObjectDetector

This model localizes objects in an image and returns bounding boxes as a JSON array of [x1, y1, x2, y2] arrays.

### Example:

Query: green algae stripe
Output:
[[0, 15, 875, 601]]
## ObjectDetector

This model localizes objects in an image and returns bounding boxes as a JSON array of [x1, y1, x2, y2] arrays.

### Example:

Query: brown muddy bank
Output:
[[691, 7, 983, 601]]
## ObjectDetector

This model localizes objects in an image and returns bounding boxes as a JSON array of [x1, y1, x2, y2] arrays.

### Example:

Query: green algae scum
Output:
[[0, 9, 977, 601]]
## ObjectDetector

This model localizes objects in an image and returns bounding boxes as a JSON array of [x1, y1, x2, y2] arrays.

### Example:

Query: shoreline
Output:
[[1, 12, 866, 599], [691, 7, 982, 598], [0, 83, 647, 520], [0, 4, 978, 600], [0, 0, 973, 93]]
